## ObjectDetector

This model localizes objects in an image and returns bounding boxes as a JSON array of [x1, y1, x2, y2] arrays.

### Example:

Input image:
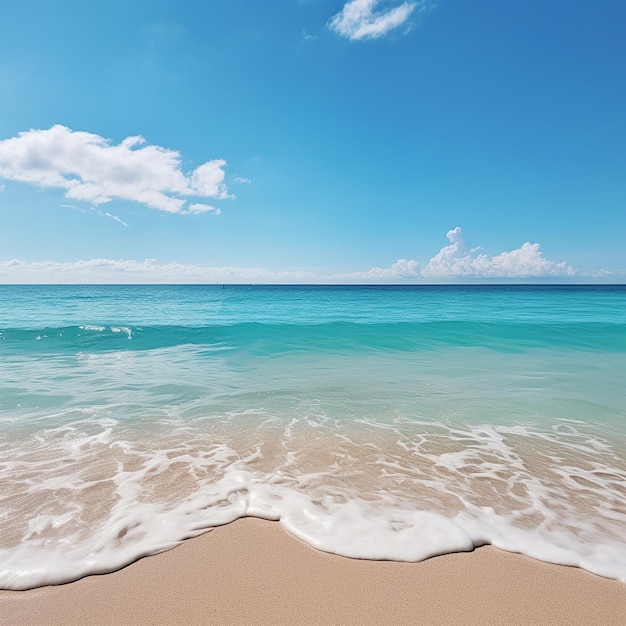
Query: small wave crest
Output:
[[2, 321, 626, 356]]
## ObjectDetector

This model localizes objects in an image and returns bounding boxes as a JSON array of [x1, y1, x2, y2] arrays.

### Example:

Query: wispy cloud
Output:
[[329, 0, 422, 41], [0, 125, 231, 214], [0, 227, 587, 284], [0, 258, 316, 284], [233, 176, 251, 184], [98, 211, 129, 227], [60, 203, 129, 227], [335, 258, 419, 280], [185, 203, 221, 215]]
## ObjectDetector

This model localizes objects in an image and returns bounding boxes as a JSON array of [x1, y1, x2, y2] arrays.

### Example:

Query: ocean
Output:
[[0, 284, 625, 589]]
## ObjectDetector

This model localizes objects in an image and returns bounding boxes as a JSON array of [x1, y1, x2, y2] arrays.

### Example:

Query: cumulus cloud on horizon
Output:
[[421, 227, 576, 278], [0, 228, 585, 284], [0, 125, 230, 214], [329, 0, 422, 41], [335, 227, 576, 280]]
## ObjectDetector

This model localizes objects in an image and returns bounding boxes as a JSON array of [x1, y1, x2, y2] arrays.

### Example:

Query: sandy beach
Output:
[[1, 517, 624, 625]]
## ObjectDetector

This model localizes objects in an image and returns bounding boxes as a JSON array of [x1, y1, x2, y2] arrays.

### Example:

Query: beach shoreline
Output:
[[2, 517, 624, 625]]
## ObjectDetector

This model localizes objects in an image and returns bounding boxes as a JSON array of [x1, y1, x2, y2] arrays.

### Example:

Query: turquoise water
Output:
[[0, 285, 625, 588]]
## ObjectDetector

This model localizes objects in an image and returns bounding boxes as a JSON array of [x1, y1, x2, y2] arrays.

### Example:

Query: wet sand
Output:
[[1, 517, 625, 625]]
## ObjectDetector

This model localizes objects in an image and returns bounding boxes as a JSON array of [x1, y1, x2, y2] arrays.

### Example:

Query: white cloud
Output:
[[98, 210, 129, 227], [585, 268, 624, 278], [190, 160, 230, 199], [60, 203, 129, 227], [301, 28, 317, 42], [329, 0, 421, 41], [336, 258, 419, 280], [0, 258, 317, 285], [185, 203, 221, 215], [421, 227, 575, 278], [0, 125, 230, 213], [339, 227, 576, 281], [0, 228, 583, 284], [233, 176, 251, 184]]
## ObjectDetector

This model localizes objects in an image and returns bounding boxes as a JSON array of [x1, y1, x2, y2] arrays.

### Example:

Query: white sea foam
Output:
[[110, 326, 132, 339], [0, 405, 625, 590]]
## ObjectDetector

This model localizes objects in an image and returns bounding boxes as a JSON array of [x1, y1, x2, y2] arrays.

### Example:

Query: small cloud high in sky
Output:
[[0, 1, 624, 282], [329, 0, 421, 41]]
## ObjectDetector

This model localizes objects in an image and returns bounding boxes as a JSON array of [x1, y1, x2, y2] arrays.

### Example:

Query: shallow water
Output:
[[0, 285, 625, 589]]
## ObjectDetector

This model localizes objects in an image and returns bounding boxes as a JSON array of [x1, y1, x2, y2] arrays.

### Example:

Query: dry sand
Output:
[[1, 517, 625, 625]]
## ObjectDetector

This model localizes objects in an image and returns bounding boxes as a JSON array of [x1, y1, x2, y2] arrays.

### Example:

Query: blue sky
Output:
[[0, 0, 624, 283]]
